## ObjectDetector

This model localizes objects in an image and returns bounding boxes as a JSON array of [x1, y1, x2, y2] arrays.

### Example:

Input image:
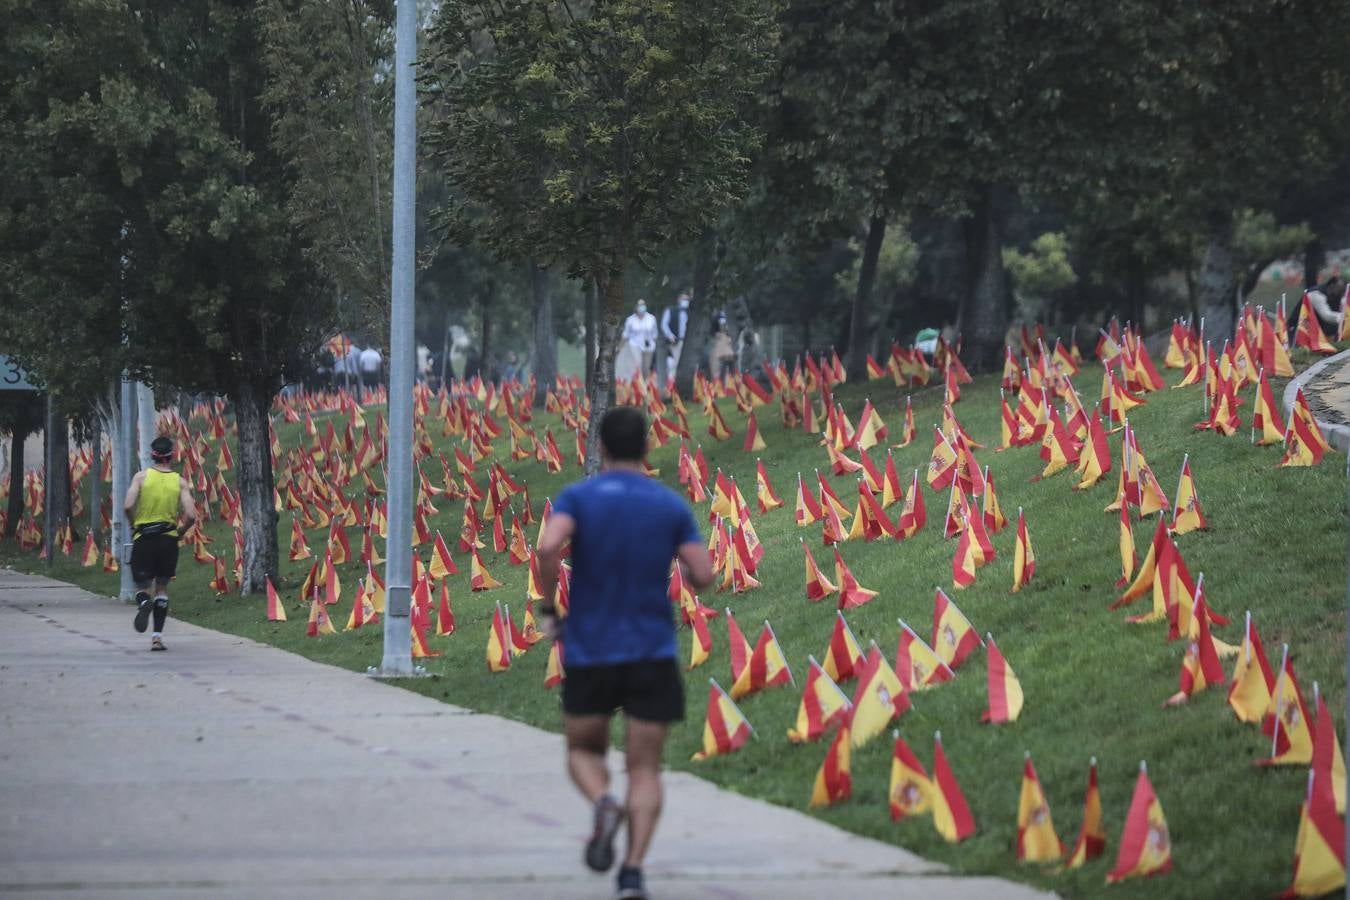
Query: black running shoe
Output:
[[133, 593, 152, 633], [584, 795, 624, 873], [615, 866, 647, 899]]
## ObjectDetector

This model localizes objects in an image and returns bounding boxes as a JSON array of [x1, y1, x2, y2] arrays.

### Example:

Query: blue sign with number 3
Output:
[[0, 355, 37, 391]]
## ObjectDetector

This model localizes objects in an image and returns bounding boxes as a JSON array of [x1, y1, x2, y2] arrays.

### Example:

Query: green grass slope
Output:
[[9, 353, 1347, 899]]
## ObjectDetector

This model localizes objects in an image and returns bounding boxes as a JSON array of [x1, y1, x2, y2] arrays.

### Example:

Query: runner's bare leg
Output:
[[564, 713, 612, 801], [622, 717, 668, 867]]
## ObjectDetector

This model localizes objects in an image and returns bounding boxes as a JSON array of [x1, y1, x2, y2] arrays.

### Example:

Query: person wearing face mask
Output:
[[660, 292, 691, 375], [623, 299, 659, 373]]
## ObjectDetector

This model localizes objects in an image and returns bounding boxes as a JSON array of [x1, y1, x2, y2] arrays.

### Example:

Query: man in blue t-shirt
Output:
[[537, 406, 713, 900]]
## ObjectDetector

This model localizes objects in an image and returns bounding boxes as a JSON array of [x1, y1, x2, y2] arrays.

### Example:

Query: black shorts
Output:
[[130, 534, 179, 584], [562, 659, 685, 723]]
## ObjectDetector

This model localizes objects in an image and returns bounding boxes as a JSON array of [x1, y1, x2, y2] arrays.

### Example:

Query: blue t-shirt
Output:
[[552, 470, 703, 667]]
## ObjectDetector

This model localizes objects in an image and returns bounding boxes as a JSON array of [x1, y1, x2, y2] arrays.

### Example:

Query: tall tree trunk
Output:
[[89, 419, 102, 546], [233, 381, 277, 594], [1303, 237, 1325, 290], [585, 262, 625, 474], [675, 232, 717, 399], [847, 212, 887, 380], [1197, 212, 1236, 343], [5, 429, 23, 537], [1126, 258, 1145, 335], [45, 406, 74, 539], [479, 281, 494, 383], [958, 184, 1008, 373], [529, 259, 557, 408], [584, 278, 598, 397]]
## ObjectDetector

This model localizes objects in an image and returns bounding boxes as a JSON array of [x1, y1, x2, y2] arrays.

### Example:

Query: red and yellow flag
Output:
[[787, 656, 852, 743], [896, 620, 954, 692], [1062, 758, 1106, 869], [1228, 612, 1276, 724], [822, 611, 865, 683], [1107, 763, 1172, 883], [725, 609, 752, 687], [1262, 648, 1314, 765], [795, 473, 823, 526], [981, 634, 1024, 724], [429, 530, 458, 580], [931, 588, 980, 671], [742, 411, 766, 452], [802, 539, 839, 601], [1279, 767, 1347, 898], [265, 576, 287, 622], [486, 602, 511, 672], [848, 643, 910, 748], [470, 548, 503, 591], [832, 547, 878, 609], [809, 722, 852, 807], [894, 469, 926, 539], [1010, 507, 1035, 593], [931, 731, 976, 842], [888, 732, 933, 821], [755, 459, 784, 513], [691, 679, 754, 761], [544, 640, 565, 688], [730, 621, 794, 700], [1017, 752, 1065, 862], [306, 597, 336, 637]]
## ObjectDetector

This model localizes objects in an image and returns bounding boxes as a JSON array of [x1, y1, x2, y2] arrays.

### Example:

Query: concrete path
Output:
[[0, 571, 1054, 900]]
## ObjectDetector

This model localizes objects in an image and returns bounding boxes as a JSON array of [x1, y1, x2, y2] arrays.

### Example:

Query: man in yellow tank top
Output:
[[122, 436, 196, 650]]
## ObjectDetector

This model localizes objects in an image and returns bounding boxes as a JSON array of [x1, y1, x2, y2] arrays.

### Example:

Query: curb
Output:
[[1283, 347, 1350, 453]]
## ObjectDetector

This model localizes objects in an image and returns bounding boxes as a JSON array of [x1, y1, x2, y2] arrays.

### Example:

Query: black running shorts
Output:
[[130, 534, 179, 584], [562, 659, 685, 723]]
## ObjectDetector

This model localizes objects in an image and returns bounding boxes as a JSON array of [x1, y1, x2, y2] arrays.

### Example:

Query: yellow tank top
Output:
[[134, 468, 180, 538]]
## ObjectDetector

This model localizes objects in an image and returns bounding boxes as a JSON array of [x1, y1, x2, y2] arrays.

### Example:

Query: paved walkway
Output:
[[0, 571, 1053, 900]]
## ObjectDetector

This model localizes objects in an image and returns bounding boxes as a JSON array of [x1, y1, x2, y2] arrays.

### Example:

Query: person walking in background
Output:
[[709, 313, 735, 380], [123, 436, 196, 651], [623, 300, 659, 374], [536, 407, 714, 900], [660, 292, 691, 374], [359, 343, 384, 389]]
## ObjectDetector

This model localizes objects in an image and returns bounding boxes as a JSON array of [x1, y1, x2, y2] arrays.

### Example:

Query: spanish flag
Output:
[[687, 604, 713, 670], [742, 411, 766, 452], [795, 473, 823, 526], [951, 515, 978, 590], [809, 723, 852, 807], [410, 617, 440, 658], [1278, 768, 1346, 898], [435, 581, 456, 636], [802, 539, 838, 601], [691, 679, 754, 761], [470, 548, 503, 591], [730, 621, 794, 700], [894, 469, 926, 539], [1107, 762, 1172, 883], [822, 611, 865, 683], [848, 643, 910, 748], [725, 609, 752, 686], [927, 427, 959, 491], [306, 597, 336, 637], [853, 399, 888, 452], [931, 588, 980, 671], [265, 576, 287, 622], [542, 640, 564, 688], [1254, 368, 1288, 445], [894, 396, 916, 448], [1312, 689, 1347, 816], [429, 530, 458, 580], [1164, 586, 1225, 707], [1073, 406, 1111, 490], [1017, 752, 1065, 862], [80, 532, 99, 567], [1228, 611, 1276, 724], [1116, 496, 1136, 588], [787, 656, 852, 743], [896, 619, 955, 691], [1009, 510, 1036, 593], [755, 459, 784, 513], [1262, 647, 1314, 765], [707, 404, 733, 441], [486, 603, 511, 673], [981, 634, 1024, 724], [888, 732, 933, 821], [881, 450, 905, 508], [1062, 757, 1106, 869], [833, 547, 878, 609], [930, 731, 976, 842], [1294, 293, 1337, 354]]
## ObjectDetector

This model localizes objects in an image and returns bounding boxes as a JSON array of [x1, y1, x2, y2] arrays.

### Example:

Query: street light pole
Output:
[[376, 0, 418, 676]]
